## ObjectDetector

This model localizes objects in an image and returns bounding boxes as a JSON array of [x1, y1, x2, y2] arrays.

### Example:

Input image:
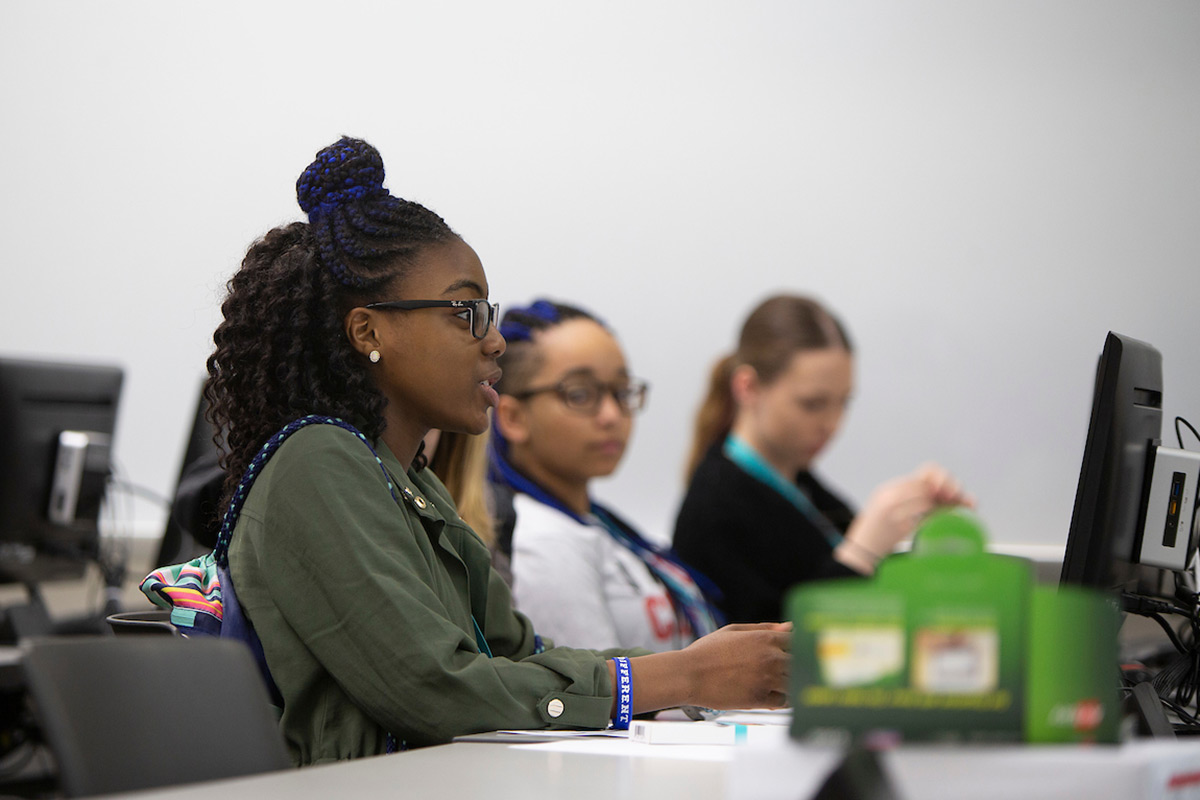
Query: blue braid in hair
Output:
[[296, 137, 387, 221], [294, 136, 457, 290], [489, 300, 725, 637]]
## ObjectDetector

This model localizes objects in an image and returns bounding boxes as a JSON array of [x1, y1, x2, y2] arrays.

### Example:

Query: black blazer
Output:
[[672, 443, 858, 623]]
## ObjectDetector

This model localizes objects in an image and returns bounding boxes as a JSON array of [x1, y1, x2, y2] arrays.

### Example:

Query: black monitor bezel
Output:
[[1060, 332, 1163, 593]]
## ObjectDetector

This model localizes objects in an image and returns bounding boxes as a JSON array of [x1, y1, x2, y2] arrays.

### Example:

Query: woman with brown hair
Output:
[[673, 294, 971, 624]]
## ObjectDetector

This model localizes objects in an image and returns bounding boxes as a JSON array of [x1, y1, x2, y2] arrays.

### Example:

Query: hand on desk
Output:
[[836, 463, 974, 574], [614, 622, 792, 718]]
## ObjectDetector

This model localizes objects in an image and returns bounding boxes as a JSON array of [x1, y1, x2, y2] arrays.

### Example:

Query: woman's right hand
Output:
[[620, 622, 792, 716], [681, 623, 792, 710], [836, 463, 974, 573]]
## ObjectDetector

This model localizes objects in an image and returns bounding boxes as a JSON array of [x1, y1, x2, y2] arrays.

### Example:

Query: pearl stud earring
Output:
[[369, 350, 381, 363]]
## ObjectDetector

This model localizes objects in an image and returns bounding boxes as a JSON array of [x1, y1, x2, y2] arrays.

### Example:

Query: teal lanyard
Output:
[[722, 434, 844, 550], [473, 616, 493, 658]]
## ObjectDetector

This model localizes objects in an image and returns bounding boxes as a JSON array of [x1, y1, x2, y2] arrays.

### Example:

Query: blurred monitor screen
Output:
[[0, 357, 123, 585]]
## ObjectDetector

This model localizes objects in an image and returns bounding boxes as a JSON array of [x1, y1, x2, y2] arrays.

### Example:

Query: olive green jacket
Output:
[[229, 424, 641, 765]]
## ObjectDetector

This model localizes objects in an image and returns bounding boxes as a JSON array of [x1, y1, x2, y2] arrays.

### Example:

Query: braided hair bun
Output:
[[293, 136, 457, 289], [296, 137, 388, 220]]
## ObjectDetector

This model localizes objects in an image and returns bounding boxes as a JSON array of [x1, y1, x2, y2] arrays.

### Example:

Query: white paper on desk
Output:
[[495, 729, 627, 739], [518, 725, 790, 762], [632, 720, 791, 747], [518, 737, 739, 762]]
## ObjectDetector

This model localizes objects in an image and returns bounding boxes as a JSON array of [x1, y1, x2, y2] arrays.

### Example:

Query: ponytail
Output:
[[684, 353, 738, 482], [683, 294, 852, 484]]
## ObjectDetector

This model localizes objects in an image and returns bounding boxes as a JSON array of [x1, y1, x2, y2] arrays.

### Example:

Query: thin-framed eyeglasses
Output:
[[513, 378, 650, 415], [363, 299, 500, 340]]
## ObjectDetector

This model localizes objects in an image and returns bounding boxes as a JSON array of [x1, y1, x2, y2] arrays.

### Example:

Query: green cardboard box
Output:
[[788, 510, 1120, 744]]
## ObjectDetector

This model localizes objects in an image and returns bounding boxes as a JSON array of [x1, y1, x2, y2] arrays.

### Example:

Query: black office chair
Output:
[[105, 609, 180, 636], [20, 636, 290, 797]]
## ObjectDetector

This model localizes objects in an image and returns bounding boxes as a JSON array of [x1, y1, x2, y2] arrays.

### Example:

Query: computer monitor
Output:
[[1060, 332, 1170, 594], [0, 357, 123, 585], [156, 384, 224, 565]]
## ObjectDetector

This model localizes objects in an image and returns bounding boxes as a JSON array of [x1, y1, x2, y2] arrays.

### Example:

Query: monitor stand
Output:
[[0, 578, 119, 645], [1129, 681, 1176, 739]]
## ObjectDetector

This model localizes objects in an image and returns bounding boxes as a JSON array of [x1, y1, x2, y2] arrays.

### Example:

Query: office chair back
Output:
[[21, 636, 290, 797]]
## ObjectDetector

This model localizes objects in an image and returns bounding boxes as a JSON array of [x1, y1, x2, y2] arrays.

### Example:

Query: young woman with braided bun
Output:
[[488, 300, 723, 653], [673, 295, 973, 624], [203, 137, 789, 764]]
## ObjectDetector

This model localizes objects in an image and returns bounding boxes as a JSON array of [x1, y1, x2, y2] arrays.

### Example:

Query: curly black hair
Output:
[[205, 136, 459, 513]]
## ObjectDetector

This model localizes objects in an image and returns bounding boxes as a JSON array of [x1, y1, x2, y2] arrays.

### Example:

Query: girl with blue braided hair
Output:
[[177, 136, 789, 764], [490, 300, 723, 652]]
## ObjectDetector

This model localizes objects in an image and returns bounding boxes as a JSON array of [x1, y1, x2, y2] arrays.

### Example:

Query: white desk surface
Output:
[[100, 733, 1200, 800], [103, 739, 723, 800]]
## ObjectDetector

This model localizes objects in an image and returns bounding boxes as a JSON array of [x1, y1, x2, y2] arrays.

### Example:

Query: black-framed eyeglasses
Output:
[[513, 378, 650, 415], [364, 299, 500, 340]]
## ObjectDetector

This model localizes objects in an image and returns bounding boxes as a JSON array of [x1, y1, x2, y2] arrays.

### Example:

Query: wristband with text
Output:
[[611, 656, 632, 730]]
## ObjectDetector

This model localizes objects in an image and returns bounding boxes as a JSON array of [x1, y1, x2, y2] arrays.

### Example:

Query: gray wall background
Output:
[[2, 1, 1197, 551]]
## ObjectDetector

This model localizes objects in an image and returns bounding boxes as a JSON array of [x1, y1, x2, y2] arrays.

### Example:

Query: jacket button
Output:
[[414, 496, 427, 509], [547, 698, 564, 718]]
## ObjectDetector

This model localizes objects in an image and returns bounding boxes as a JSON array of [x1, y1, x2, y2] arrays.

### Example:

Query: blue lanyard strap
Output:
[[590, 507, 722, 638], [722, 434, 844, 550]]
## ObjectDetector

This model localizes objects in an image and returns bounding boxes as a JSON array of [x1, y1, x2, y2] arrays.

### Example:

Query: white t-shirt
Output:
[[509, 494, 689, 652]]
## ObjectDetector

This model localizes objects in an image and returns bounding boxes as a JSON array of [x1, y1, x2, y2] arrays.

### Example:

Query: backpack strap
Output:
[[143, 416, 394, 713], [145, 415, 426, 753], [213, 415, 398, 567], [215, 416, 396, 709]]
